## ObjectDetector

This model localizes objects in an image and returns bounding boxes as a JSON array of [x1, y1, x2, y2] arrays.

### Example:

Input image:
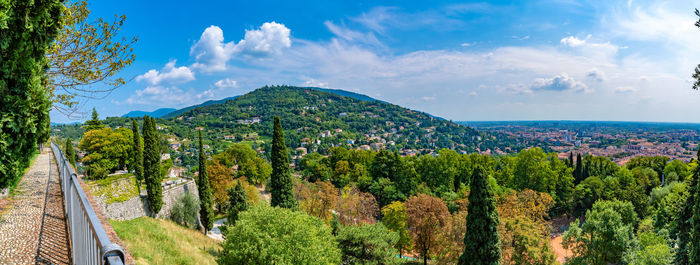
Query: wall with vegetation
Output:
[[94, 178, 199, 221]]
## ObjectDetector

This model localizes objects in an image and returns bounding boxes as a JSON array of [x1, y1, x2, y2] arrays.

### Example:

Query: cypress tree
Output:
[[225, 181, 248, 226], [198, 130, 214, 233], [676, 150, 700, 265], [568, 152, 574, 168], [270, 116, 297, 209], [143, 116, 163, 216], [64, 138, 76, 167], [574, 153, 583, 184], [459, 166, 501, 265], [691, 170, 700, 264], [132, 119, 144, 193]]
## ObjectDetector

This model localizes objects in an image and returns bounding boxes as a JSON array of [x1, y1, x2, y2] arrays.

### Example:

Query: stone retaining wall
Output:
[[93, 178, 199, 221]]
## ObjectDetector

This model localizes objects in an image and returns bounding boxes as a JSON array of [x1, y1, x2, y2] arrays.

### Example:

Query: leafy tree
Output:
[[84, 108, 104, 131], [406, 193, 450, 265], [691, 170, 700, 264], [131, 119, 143, 192], [675, 171, 697, 265], [501, 217, 556, 265], [47, 0, 136, 116], [64, 138, 76, 167], [624, 230, 673, 265], [197, 130, 214, 233], [79, 127, 133, 179], [213, 143, 271, 184], [207, 160, 234, 211], [563, 200, 637, 265], [381, 201, 412, 257], [270, 116, 296, 209], [336, 186, 380, 225], [336, 223, 399, 265], [142, 116, 163, 216], [218, 205, 341, 265], [170, 192, 200, 229], [0, 0, 62, 190], [295, 180, 338, 222], [460, 166, 501, 265], [225, 181, 248, 226]]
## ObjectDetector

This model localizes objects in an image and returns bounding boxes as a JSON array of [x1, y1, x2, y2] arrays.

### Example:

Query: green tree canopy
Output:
[[143, 116, 163, 215], [79, 127, 133, 179], [218, 204, 341, 265], [270, 116, 296, 209], [460, 166, 501, 265]]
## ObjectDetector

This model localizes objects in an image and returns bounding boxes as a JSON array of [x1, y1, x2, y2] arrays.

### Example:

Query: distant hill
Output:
[[148, 85, 502, 155], [122, 108, 176, 118], [161, 96, 239, 119]]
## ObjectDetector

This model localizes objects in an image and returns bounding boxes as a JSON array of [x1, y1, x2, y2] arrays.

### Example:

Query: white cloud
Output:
[[135, 60, 195, 85], [560, 36, 587, 47], [190, 22, 292, 72], [325, 21, 384, 48], [615, 86, 637, 93], [302, 78, 330, 88], [126, 86, 190, 105], [469, 91, 478, 96], [587, 68, 606, 82], [421, 96, 437, 101], [530, 73, 589, 92], [235, 22, 291, 56], [214, 78, 238, 89]]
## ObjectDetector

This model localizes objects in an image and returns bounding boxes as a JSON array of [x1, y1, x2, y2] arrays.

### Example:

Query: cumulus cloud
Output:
[[560, 36, 587, 47], [135, 60, 195, 85], [587, 68, 606, 82], [190, 22, 291, 72], [530, 73, 589, 92], [190, 26, 237, 72], [214, 78, 238, 89]]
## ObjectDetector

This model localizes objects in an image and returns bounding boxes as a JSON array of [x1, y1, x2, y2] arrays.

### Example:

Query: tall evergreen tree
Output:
[[84, 107, 104, 131], [459, 166, 501, 265], [269, 116, 297, 209], [143, 116, 163, 216], [64, 138, 76, 167], [568, 152, 574, 168], [574, 153, 583, 184], [691, 169, 700, 264], [198, 130, 214, 233], [131, 119, 144, 192], [225, 181, 248, 226], [675, 149, 700, 265]]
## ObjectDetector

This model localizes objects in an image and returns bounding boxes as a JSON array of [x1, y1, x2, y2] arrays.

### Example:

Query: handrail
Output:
[[51, 141, 126, 265]]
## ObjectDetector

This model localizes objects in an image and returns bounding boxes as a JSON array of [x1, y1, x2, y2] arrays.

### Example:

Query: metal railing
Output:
[[51, 141, 126, 265]]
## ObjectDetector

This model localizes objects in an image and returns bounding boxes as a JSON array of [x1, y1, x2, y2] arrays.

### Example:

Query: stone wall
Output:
[[94, 178, 199, 221]]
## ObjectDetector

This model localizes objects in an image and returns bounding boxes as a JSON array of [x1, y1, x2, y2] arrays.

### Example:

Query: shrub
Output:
[[170, 192, 200, 229]]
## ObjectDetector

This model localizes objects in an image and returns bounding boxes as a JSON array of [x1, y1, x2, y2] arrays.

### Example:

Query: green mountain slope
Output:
[[157, 85, 487, 154]]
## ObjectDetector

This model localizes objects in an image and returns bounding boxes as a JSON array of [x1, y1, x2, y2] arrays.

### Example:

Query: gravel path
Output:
[[0, 148, 70, 264]]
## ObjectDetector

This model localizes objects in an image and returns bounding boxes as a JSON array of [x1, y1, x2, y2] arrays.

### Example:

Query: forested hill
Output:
[[61, 85, 542, 155], [157, 85, 488, 154]]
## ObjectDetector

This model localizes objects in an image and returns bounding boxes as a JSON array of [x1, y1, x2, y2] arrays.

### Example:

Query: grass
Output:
[[87, 173, 139, 203], [8, 148, 39, 197], [110, 217, 221, 265]]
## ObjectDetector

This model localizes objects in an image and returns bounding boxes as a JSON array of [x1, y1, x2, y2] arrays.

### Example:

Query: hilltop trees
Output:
[[406, 193, 450, 265], [143, 116, 163, 216], [0, 0, 62, 190], [270, 116, 297, 209], [131, 120, 144, 192], [198, 130, 214, 233], [84, 108, 104, 131], [459, 166, 501, 265]]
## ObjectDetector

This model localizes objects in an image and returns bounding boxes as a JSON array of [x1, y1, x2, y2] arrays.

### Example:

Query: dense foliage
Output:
[[335, 223, 399, 265], [64, 138, 76, 167], [225, 181, 248, 226], [131, 119, 144, 192], [218, 205, 341, 265], [79, 127, 132, 179], [0, 0, 62, 190]]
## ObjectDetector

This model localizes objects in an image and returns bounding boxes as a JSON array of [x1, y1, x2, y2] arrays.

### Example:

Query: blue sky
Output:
[[50, 0, 700, 123]]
